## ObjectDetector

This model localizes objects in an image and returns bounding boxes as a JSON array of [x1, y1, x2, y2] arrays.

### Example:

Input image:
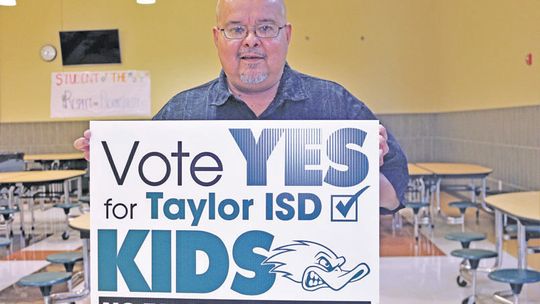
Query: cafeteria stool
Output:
[[0, 237, 11, 255], [445, 232, 486, 249], [445, 232, 487, 287], [46, 251, 83, 272], [17, 271, 72, 304], [0, 207, 19, 238], [451, 249, 498, 304], [448, 200, 477, 232], [488, 269, 540, 304], [46, 251, 83, 291], [53, 202, 81, 240], [504, 224, 540, 254], [404, 200, 431, 242]]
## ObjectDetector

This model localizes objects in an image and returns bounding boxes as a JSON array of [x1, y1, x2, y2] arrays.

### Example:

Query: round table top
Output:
[[408, 163, 434, 177], [0, 170, 86, 184], [69, 213, 89, 232], [415, 162, 493, 176], [485, 191, 540, 223], [24, 152, 85, 161]]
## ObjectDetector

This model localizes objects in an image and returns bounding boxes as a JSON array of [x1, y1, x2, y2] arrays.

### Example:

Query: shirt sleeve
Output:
[[344, 90, 409, 214]]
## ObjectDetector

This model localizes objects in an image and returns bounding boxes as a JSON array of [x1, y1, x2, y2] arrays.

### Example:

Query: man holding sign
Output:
[[75, 0, 408, 213], [74, 1, 409, 303]]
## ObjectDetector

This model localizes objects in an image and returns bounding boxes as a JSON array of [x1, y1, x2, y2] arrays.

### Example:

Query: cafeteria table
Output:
[[415, 162, 493, 217], [24, 152, 85, 170], [0, 170, 86, 236], [485, 191, 540, 269], [407, 163, 435, 201]]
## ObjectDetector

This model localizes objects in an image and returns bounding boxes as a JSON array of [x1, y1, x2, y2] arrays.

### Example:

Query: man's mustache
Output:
[[237, 49, 266, 59]]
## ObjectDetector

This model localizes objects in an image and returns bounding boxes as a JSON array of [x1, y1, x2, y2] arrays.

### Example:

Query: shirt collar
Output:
[[209, 63, 309, 106]]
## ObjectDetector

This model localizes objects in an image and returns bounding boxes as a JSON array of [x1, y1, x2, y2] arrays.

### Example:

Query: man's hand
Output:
[[379, 124, 389, 167], [73, 129, 91, 161]]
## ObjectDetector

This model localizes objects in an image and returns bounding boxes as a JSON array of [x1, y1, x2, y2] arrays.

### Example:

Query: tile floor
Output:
[[0, 193, 539, 304]]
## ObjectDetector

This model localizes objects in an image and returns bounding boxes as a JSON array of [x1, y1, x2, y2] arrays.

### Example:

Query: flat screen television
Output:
[[59, 29, 121, 65]]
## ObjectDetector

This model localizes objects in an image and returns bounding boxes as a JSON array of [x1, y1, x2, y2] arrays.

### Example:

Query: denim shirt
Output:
[[154, 64, 409, 213]]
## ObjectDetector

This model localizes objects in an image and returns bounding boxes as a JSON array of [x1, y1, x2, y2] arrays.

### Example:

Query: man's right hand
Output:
[[73, 129, 91, 161]]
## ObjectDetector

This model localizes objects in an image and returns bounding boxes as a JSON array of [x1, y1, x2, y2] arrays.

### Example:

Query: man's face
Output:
[[213, 0, 291, 93]]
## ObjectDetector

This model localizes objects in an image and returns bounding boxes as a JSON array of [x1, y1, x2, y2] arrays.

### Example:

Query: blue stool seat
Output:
[[451, 249, 497, 269], [46, 252, 83, 272], [0, 237, 10, 247], [451, 249, 497, 303], [505, 224, 540, 234], [18, 272, 72, 298], [54, 203, 81, 240], [449, 201, 477, 208], [488, 269, 540, 300], [448, 201, 477, 212], [445, 232, 486, 248], [404, 200, 432, 242], [405, 201, 430, 211], [54, 202, 81, 211], [0, 207, 19, 214], [451, 248, 497, 261], [488, 269, 540, 285]]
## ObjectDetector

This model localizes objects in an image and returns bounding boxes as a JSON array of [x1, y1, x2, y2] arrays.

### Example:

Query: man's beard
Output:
[[238, 48, 268, 84], [240, 67, 268, 84]]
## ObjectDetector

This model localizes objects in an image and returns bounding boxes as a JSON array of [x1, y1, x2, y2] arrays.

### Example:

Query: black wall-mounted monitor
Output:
[[59, 29, 121, 65]]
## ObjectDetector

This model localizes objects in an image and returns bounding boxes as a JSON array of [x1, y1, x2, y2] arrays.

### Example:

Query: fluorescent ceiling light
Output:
[[0, 0, 16, 6], [136, 0, 156, 4]]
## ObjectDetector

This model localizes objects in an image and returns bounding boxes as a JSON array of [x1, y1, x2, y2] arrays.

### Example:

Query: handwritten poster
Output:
[[51, 70, 151, 118], [90, 120, 380, 304]]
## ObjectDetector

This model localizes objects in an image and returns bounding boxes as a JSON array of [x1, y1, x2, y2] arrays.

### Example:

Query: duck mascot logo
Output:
[[264, 241, 370, 291]]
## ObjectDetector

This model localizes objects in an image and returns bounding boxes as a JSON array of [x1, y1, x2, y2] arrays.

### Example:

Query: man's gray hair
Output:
[[216, 0, 287, 24]]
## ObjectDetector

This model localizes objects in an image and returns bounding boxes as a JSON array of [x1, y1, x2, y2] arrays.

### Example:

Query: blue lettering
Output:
[[285, 129, 322, 186], [232, 231, 276, 295], [176, 231, 229, 293], [324, 128, 369, 187], [229, 128, 285, 186], [98, 229, 151, 292]]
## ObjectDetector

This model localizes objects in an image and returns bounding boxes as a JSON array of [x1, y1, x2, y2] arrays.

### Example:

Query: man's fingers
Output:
[[379, 124, 388, 140], [83, 129, 91, 140], [380, 136, 389, 154], [73, 137, 89, 150], [379, 124, 389, 167]]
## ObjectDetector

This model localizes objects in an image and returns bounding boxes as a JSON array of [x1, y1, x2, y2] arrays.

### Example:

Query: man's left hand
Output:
[[379, 124, 389, 167]]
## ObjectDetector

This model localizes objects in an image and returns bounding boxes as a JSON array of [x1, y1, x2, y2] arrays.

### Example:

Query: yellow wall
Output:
[[0, 0, 539, 123], [436, 0, 540, 111]]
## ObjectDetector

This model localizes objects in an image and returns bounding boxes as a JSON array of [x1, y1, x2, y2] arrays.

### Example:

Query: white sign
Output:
[[51, 71, 151, 118], [90, 121, 380, 304]]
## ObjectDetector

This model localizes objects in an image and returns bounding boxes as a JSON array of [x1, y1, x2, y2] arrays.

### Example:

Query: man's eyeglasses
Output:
[[218, 23, 287, 39]]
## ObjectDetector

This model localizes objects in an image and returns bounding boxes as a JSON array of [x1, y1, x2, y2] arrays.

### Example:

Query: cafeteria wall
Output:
[[0, 0, 539, 190]]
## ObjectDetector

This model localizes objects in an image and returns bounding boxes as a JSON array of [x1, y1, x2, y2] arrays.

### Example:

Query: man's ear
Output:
[[212, 27, 220, 47], [285, 23, 292, 44]]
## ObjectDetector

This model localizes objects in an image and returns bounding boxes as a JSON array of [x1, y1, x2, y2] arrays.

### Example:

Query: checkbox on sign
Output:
[[331, 194, 358, 222]]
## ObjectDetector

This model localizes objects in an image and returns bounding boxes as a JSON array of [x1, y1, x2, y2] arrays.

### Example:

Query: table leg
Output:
[[435, 178, 441, 213], [63, 180, 70, 204], [493, 209, 504, 269], [15, 183, 25, 236], [517, 220, 527, 269], [77, 177, 82, 200], [479, 177, 493, 213]]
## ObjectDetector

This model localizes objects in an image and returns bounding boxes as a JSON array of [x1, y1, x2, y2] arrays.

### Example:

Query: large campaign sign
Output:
[[90, 121, 380, 304]]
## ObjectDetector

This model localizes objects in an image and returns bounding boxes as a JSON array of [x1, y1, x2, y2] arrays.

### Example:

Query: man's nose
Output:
[[242, 30, 260, 48]]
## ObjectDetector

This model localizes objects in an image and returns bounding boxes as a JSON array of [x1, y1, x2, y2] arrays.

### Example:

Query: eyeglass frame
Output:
[[217, 23, 288, 40]]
